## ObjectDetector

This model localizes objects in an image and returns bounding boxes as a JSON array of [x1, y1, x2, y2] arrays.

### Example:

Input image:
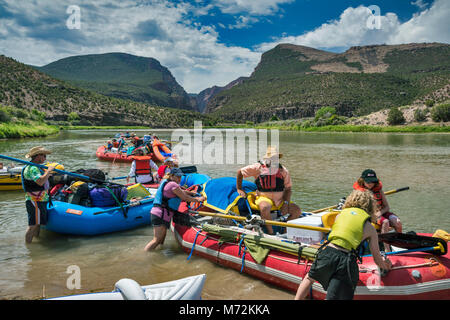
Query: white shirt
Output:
[[128, 159, 159, 184]]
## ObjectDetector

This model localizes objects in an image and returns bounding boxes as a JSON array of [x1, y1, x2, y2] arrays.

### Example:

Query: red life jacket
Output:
[[132, 156, 152, 176], [158, 165, 168, 179], [255, 164, 285, 192], [353, 180, 384, 208]]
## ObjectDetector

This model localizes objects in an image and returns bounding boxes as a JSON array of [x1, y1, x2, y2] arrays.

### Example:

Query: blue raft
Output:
[[44, 173, 211, 236]]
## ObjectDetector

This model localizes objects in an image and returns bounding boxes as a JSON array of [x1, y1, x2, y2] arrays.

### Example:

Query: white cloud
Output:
[[0, 0, 260, 93], [212, 0, 294, 16], [256, 0, 450, 52], [0, 0, 448, 94], [411, 0, 428, 10]]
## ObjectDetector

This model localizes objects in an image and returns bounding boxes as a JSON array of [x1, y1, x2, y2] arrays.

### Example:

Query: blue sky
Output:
[[0, 0, 448, 93]]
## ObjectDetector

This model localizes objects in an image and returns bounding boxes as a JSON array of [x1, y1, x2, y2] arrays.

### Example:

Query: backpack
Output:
[[89, 184, 128, 207]]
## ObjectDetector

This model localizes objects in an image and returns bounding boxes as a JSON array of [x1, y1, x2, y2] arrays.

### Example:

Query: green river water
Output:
[[0, 129, 448, 299]]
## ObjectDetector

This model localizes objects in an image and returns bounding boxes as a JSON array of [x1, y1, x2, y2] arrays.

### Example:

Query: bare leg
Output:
[[287, 203, 301, 220], [381, 220, 392, 252], [25, 225, 39, 244], [295, 274, 315, 300], [258, 201, 273, 235], [144, 225, 167, 251]]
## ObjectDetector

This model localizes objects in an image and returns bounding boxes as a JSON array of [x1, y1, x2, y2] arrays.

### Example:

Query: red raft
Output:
[[96, 146, 133, 163], [172, 214, 450, 300]]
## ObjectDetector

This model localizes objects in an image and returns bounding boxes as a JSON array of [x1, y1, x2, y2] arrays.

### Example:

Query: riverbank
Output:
[[0, 122, 60, 139], [209, 122, 450, 133]]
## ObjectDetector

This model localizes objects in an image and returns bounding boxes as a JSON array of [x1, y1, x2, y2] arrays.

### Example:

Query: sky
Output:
[[0, 0, 449, 93]]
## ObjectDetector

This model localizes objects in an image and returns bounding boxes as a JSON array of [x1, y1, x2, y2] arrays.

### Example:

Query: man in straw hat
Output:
[[236, 145, 301, 235], [22, 146, 55, 243]]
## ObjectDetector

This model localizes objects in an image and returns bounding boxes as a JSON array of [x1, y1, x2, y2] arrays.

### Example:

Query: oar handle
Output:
[[0, 154, 123, 186], [311, 186, 410, 214], [385, 186, 409, 195], [194, 210, 331, 233], [93, 197, 154, 215]]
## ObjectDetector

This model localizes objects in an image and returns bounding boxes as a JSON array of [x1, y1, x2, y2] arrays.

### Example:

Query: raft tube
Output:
[[172, 213, 450, 300]]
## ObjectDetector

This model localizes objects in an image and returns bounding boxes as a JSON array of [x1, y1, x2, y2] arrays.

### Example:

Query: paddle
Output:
[[93, 197, 154, 215], [0, 154, 124, 186], [110, 165, 197, 181], [310, 186, 410, 214], [378, 232, 448, 255], [192, 210, 331, 233], [362, 245, 446, 257]]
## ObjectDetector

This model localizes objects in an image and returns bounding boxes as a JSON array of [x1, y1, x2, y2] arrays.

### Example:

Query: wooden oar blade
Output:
[[379, 232, 447, 255]]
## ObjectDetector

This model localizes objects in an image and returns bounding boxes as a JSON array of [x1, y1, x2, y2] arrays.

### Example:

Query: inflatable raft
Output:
[[173, 215, 449, 300], [152, 138, 174, 162], [48, 274, 206, 300], [0, 167, 23, 191], [171, 177, 449, 300], [45, 197, 154, 236], [96, 145, 133, 163], [45, 173, 211, 236]]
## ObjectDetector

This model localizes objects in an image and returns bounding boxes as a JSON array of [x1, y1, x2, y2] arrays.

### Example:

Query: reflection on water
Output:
[[0, 130, 448, 299]]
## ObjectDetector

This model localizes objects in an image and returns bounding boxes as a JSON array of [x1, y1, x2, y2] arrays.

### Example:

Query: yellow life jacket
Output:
[[328, 207, 370, 251]]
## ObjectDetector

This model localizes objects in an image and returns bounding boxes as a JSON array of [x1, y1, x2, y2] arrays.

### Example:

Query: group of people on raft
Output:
[[20, 144, 398, 300], [105, 132, 164, 158], [144, 145, 398, 300]]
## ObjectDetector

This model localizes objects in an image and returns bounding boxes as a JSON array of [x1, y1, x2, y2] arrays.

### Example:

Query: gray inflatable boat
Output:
[[48, 274, 206, 300]]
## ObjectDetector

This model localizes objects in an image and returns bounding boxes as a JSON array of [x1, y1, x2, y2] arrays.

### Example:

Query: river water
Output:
[[0, 129, 449, 300]]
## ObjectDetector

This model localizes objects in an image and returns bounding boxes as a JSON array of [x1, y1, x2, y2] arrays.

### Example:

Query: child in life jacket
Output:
[[353, 169, 402, 241]]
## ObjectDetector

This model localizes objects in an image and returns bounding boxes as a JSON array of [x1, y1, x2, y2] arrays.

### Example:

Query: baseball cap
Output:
[[361, 169, 378, 183], [169, 167, 183, 177]]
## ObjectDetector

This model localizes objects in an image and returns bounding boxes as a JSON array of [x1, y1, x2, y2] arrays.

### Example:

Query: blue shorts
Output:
[[26, 200, 48, 226]]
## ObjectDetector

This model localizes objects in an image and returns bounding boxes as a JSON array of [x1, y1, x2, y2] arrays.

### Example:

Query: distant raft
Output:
[[0, 166, 23, 191], [96, 145, 133, 163], [47, 274, 206, 300], [152, 138, 174, 162]]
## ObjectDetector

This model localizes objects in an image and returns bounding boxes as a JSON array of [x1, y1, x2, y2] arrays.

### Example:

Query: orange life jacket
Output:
[[132, 156, 152, 176], [353, 180, 384, 208]]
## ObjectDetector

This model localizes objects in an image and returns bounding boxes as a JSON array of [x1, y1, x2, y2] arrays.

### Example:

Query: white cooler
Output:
[[287, 212, 329, 244]]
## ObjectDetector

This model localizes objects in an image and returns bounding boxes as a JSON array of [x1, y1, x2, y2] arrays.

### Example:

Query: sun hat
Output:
[[263, 146, 283, 159], [361, 169, 379, 183], [169, 167, 183, 177], [25, 146, 52, 159]]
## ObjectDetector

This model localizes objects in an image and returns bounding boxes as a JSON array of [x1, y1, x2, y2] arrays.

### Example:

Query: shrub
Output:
[[0, 109, 11, 123], [431, 103, 450, 122], [387, 107, 405, 125], [314, 106, 336, 121], [425, 99, 435, 108], [68, 112, 80, 122], [414, 108, 427, 122]]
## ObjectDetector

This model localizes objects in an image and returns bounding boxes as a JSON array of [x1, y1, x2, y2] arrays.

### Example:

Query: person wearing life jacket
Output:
[[127, 148, 158, 185], [144, 167, 205, 251], [157, 157, 175, 181], [353, 169, 403, 241], [21, 146, 56, 244], [236, 146, 301, 235], [295, 189, 392, 300]]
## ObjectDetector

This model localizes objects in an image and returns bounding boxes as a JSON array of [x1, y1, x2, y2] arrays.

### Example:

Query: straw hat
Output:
[[263, 146, 283, 159], [25, 146, 52, 159]]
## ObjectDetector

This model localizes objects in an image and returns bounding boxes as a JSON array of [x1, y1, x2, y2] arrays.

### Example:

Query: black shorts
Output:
[[308, 246, 359, 300], [151, 214, 170, 229], [26, 200, 48, 226]]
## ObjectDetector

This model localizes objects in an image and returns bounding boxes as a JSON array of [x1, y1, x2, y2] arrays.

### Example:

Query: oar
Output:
[[362, 245, 445, 257], [193, 210, 331, 233], [378, 232, 448, 255], [310, 186, 410, 214], [93, 197, 154, 215], [0, 154, 123, 186]]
